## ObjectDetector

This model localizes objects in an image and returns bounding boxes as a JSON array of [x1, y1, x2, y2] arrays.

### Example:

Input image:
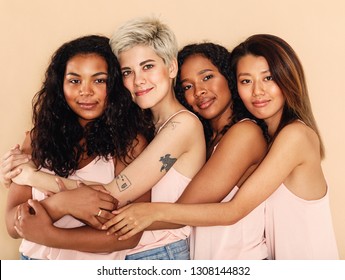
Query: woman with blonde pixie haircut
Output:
[[3, 16, 205, 260]]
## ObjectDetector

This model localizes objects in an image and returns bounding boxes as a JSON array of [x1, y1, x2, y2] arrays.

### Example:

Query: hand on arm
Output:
[[0, 144, 31, 188], [15, 199, 142, 253], [40, 180, 118, 229]]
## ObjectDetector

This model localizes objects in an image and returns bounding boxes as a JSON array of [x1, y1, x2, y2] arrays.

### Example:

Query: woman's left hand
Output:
[[14, 199, 54, 243], [102, 202, 157, 240]]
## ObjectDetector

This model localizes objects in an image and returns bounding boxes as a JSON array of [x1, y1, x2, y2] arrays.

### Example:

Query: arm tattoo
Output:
[[158, 121, 180, 132], [116, 174, 132, 192], [159, 154, 177, 172]]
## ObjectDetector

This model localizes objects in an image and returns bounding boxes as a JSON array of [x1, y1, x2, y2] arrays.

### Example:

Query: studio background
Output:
[[1, 0, 344, 259]]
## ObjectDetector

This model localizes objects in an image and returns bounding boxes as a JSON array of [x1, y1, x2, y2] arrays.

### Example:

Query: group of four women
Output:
[[1, 16, 339, 260]]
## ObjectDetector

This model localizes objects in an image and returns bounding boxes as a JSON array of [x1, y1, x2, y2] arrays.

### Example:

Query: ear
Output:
[[168, 58, 178, 79]]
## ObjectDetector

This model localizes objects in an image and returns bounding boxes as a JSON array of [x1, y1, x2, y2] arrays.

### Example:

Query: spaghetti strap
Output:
[[238, 118, 257, 124], [156, 110, 198, 134]]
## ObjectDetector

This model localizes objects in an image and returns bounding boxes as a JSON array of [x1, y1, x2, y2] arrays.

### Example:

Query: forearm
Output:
[[147, 221, 183, 231], [41, 225, 141, 253], [156, 202, 239, 227], [40, 194, 68, 221], [29, 171, 77, 193]]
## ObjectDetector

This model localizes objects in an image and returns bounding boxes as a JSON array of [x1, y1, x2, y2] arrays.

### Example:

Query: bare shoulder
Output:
[[276, 121, 320, 147], [272, 121, 321, 161], [163, 110, 203, 133], [221, 119, 267, 147]]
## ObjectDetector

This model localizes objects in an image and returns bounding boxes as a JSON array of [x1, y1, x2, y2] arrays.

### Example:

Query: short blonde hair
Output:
[[110, 16, 178, 66]]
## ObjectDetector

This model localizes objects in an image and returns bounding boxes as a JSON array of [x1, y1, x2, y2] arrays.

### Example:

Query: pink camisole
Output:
[[19, 157, 128, 260], [190, 118, 268, 259], [265, 183, 339, 259]]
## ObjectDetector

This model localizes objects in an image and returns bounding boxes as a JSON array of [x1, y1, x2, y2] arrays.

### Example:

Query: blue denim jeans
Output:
[[125, 239, 190, 260], [20, 253, 39, 260]]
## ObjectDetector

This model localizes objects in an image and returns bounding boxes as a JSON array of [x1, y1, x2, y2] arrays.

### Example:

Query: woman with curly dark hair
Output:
[[102, 42, 269, 260], [4, 35, 152, 259]]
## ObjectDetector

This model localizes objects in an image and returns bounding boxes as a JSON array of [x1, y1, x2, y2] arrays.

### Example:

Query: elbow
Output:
[[6, 224, 20, 239]]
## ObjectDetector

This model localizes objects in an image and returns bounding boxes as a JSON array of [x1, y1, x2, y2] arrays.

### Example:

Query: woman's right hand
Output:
[[0, 144, 31, 188], [55, 181, 118, 229]]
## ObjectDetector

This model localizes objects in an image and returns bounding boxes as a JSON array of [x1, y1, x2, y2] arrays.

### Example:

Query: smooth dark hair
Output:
[[31, 35, 153, 177], [175, 42, 268, 146], [230, 34, 324, 157]]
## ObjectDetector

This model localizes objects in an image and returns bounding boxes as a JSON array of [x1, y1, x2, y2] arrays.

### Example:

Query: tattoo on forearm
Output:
[[116, 174, 132, 192], [159, 154, 177, 172]]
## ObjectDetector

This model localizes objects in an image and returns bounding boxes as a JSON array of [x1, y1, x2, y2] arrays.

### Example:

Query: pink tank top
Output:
[[19, 157, 128, 260], [265, 183, 339, 259], [191, 119, 268, 259], [190, 187, 267, 259], [127, 110, 198, 254]]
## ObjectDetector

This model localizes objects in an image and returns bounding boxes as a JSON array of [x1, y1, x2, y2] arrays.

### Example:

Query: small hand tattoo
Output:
[[159, 154, 177, 172], [116, 174, 131, 192]]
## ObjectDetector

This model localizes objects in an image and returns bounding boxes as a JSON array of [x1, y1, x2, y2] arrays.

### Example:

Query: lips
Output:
[[135, 87, 153, 97], [252, 99, 270, 108], [198, 98, 214, 109], [78, 102, 98, 109]]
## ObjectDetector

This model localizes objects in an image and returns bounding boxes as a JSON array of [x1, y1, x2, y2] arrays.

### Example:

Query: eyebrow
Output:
[[237, 69, 270, 78], [180, 68, 214, 84], [65, 72, 108, 77], [120, 59, 156, 71]]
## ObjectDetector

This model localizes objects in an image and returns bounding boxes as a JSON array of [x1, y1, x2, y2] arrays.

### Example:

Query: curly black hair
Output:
[[175, 42, 268, 147], [31, 35, 154, 177]]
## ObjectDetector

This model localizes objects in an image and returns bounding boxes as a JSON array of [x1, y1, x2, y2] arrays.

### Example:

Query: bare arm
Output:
[[107, 123, 317, 240], [15, 199, 142, 253], [104, 121, 268, 236], [104, 113, 205, 207], [12, 113, 204, 207], [145, 123, 312, 227]]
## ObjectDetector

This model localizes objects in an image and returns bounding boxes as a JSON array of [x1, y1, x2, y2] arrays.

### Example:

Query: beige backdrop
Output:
[[1, 0, 344, 260]]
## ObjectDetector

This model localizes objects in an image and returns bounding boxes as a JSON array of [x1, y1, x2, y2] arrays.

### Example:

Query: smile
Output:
[[135, 88, 153, 97], [198, 98, 214, 109], [252, 99, 270, 108], [78, 102, 97, 110]]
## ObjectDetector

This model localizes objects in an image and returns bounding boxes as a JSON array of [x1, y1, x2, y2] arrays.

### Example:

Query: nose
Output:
[[194, 84, 206, 98], [134, 71, 145, 86], [252, 81, 264, 97], [79, 82, 94, 96]]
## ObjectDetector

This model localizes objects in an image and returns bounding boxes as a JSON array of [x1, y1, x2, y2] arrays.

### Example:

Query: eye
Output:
[[182, 84, 192, 92], [69, 79, 80, 84], [95, 78, 107, 84], [143, 64, 154, 70], [202, 74, 213, 81], [265, 75, 273, 81], [122, 70, 131, 77], [239, 79, 251, 84]]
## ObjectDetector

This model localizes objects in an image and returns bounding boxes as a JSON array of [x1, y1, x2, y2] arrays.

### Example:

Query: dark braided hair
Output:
[[31, 35, 153, 177], [175, 42, 268, 146]]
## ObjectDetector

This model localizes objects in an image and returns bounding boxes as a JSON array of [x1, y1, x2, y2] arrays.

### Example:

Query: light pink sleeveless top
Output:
[[190, 187, 267, 259], [191, 119, 268, 259], [19, 157, 128, 260], [127, 110, 197, 255], [265, 183, 339, 259]]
